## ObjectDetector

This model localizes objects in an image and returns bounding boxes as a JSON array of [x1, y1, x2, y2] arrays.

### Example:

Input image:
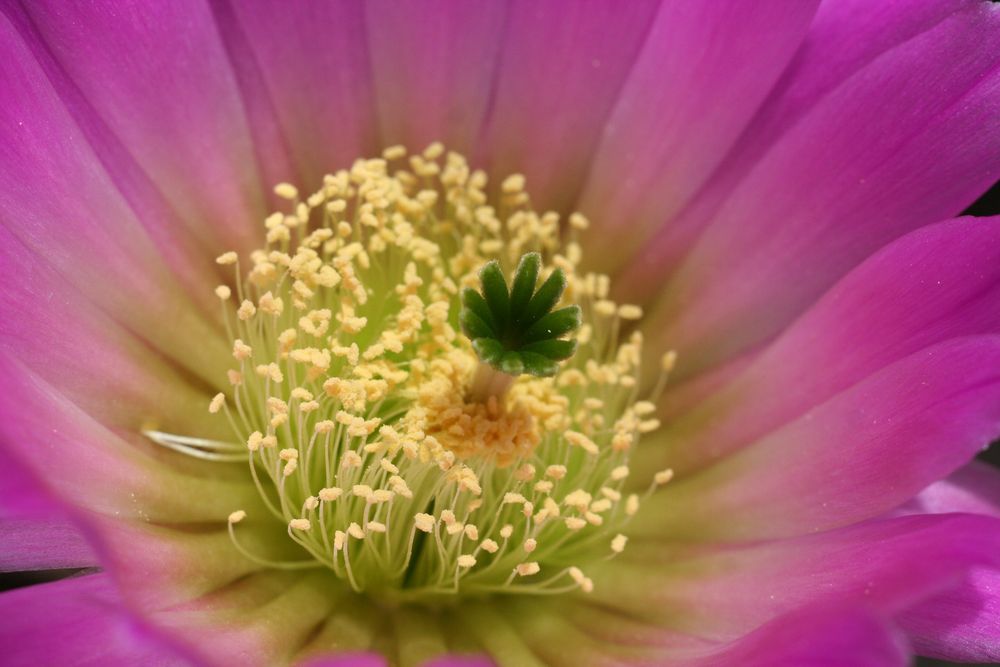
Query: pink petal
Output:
[[0, 573, 206, 666], [616, 514, 1000, 642], [645, 216, 1000, 475], [0, 224, 228, 432], [0, 355, 259, 527], [0, 429, 97, 571], [365, 0, 507, 154], [628, 1, 1000, 376], [0, 517, 96, 572], [630, 0, 979, 284], [643, 336, 1000, 540], [683, 605, 908, 667], [477, 0, 661, 212], [902, 460, 1000, 519], [578, 0, 818, 273], [213, 0, 378, 187], [13, 1, 265, 257], [899, 566, 1000, 662], [0, 14, 226, 381]]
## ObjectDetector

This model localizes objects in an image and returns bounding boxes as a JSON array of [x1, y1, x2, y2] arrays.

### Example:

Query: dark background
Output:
[[1, 180, 998, 665]]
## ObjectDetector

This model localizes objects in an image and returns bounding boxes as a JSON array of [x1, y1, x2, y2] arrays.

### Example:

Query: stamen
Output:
[[169, 144, 677, 602]]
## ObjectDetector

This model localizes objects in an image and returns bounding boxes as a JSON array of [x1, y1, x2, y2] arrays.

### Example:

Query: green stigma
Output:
[[460, 252, 580, 378]]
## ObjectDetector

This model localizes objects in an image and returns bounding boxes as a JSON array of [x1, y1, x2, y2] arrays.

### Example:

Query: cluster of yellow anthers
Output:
[[200, 144, 675, 600]]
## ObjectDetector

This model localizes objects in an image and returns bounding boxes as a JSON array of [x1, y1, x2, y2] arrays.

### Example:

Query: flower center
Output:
[[151, 144, 675, 603]]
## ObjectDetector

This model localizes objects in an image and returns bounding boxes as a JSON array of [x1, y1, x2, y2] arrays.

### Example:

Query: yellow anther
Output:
[[237, 300, 256, 321], [610, 466, 630, 481], [594, 300, 617, 317], [661, 350, 678, 372], [515, 562, 540, 577], [208, 393, 225, 414], [590, 498, 612, 513], [246, 431, 263, 452], [289, 518, 311, 531], [503, 493, 527, 505], [414, 513, 436, 532], [618, 304, 643, 320], [600, 487, 621, 502], [545, 465, 568, 480], [568, 567, 594, 593], [372, 490, 395, 504], [501, 173, 526, 194], [232, 339, 252, 360], [319, 487, 343, 502], [259, 291, 284, 316], [565, 431, 599, 455], [654, 468, 675, 486], [382, 145, 406, 160], [534, 480, 554, 494], [514, 463, 536, 481]]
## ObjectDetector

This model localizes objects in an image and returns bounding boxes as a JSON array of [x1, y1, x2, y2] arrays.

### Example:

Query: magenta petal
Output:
[[0, 467, 96, 571], [478, 0, 661, 212], [12, 1, 265, 257], [630, 2, 1000, 375], [899, 567, 1000, 663], [365, 1, 507, 154], [0, 14, 227, 381], [0, 428, 97, 571], [214, 0, 377, 187], [578, 0, 818, 273], [0, 224, 226, 433], [0, 573, 205, 666], [647, 336, 1000, 540], [684, 605, 907, 667], [0, 354, 257, 527], [620, 514, 1000, 643], [650, 216, 1000, 475], [0, 517, 96, 572], [902, 460, 1000, 519]]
